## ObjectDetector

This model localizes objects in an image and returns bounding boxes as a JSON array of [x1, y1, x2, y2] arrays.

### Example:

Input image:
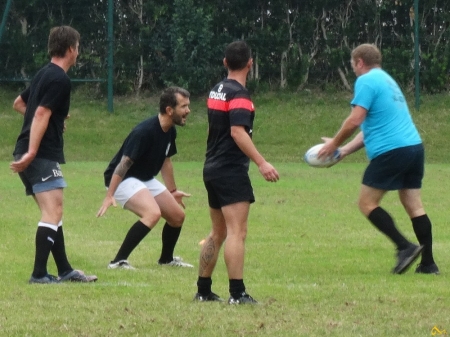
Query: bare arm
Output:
[[96, 155, 133, 217], [10, 106, 51, 173], [160, 157, 176, 192], [160, 157, 191, 208], [319, 105, 367, 158], [230, 125, 279, 182], [339, 131, 365, 158], [13, 95, 27, 115]]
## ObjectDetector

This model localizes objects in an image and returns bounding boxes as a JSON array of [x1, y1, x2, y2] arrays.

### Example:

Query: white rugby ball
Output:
[[304, 143, 340, 168]]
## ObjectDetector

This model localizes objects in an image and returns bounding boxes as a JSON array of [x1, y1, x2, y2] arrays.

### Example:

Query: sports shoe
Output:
[[193, 292, 224, 302], [158, 256, 193, 268], [108, 260, 136, 270], [29, 274, 59, 284], [392, 244, 423, 274], [58, 269, 98, 282], [415, 263, 440, 275], [228, 292, 258, 305]]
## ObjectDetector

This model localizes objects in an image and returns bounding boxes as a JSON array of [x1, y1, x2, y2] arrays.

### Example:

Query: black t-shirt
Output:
[[104, 115, 177, 186], [13, 63, 71, 163], [203, 79, 255, 181]]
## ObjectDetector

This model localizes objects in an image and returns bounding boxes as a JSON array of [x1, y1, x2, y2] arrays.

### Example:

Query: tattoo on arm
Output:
[[114, 156, 133, 178]]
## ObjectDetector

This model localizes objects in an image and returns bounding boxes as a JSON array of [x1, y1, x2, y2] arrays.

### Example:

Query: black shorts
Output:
[[14, 155, 67, 196], [362, 144, 424, 190], [204, 175, 255, 209]]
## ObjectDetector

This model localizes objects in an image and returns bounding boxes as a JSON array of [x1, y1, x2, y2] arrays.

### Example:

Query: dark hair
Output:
[[351, 44, 382, 67], [159, 87, 190, 114], [48, 26, 80, 58], [225, 40, 251, 71]]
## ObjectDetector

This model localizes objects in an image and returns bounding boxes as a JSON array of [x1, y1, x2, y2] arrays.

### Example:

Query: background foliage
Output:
[[1, 0, 450, 95]]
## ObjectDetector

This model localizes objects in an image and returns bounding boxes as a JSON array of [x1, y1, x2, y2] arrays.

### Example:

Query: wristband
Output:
[[169, 189, 177, 193]]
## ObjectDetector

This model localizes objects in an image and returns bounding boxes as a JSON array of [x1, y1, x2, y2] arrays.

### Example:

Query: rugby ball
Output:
[[304, 143, 340, 168]]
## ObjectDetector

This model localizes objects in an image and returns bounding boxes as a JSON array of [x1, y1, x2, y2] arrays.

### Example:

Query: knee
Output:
[[358, 198, 376, 217], [211, 227, 227, 243], [227, 225, 247, 241], [142, 210, 162, 227], [167, 209, 185, 228]]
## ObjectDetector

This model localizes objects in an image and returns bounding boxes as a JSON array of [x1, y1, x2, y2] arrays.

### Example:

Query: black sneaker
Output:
[[58, 269, 98, 282], [415, 263, 440, 275], [228, 292, 258, 305], [193, 292, 224, 302], [29, 274, 59, 284], [392, 244, 423, 274]]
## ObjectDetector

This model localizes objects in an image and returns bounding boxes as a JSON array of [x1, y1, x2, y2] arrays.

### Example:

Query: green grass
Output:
[[0, 87, 450, 336], [0, 162, 449, 336], [1, 88, 450, 163]]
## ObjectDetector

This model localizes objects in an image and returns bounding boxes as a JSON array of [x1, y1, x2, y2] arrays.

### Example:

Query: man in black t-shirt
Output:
[[194, 41, 279, 304], [97, 87, 193, 269], [11, 26, 97, 284]]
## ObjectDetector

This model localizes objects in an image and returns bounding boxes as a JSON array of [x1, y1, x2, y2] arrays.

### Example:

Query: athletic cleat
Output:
[[58, 269, 98, 282], [392, 244, 423, 274], [415, 263, 440, 275], [108, 260, 136, 270], [193, 292, 224, 302], [29, 274, 60, 284], [158, 256, 193, 268], [228, 292, 258, 305]]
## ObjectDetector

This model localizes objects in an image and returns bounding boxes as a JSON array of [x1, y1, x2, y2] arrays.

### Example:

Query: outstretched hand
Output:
[[96, 195, 117, 217], [171, 190, 191, 209]]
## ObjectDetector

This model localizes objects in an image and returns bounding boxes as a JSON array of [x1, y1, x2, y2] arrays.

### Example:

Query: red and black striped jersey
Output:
[[203, 79, 255, 181]]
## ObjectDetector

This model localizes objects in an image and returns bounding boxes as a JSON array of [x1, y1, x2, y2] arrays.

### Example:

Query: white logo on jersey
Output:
[[218, 84, 223, 92], [249, 129, 253, 134], [209, 91, 227, 101], [166, 142, 171, 156]]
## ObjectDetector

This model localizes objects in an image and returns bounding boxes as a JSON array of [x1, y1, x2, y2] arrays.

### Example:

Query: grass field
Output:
[[0, 87, 449, 336]]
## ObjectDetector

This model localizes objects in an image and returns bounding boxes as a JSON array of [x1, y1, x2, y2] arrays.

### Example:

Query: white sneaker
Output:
[[158, 256, 193, 268], [108, 260, 136, 270]]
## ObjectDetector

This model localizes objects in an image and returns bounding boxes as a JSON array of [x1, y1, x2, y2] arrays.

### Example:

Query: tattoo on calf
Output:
[[199, 237, 215, 275]]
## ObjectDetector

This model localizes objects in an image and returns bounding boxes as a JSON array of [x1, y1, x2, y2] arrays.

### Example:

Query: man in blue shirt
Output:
[[319, 44, 438, 275]]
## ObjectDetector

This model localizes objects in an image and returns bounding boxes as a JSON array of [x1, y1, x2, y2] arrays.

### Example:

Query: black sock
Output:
[[229, 279, 245, 298], [412, 214, 435, 265], [51, 224, 73, 276], [113, 220, 151, 262], [32, 224, 58, 278], [367, 207, 410, 250], [197, 277, 212, 295], [158, 223, 181, 264]]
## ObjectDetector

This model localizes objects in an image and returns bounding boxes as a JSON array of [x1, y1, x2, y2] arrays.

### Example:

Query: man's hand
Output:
[[96, 195, 117, 217], [318, 137, 339, 159], [258, 161, 279, 183], [171, 190, 191, 209], [10, 152, 36, 173], [64, 114, 70, 132]]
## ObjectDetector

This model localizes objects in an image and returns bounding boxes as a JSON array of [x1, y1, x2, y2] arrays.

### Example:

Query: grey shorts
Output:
[[14, 155, 67, 196], [204, 175, 255, 209]]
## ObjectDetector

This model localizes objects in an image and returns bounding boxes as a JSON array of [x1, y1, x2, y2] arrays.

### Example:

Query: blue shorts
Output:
[[14, 155, 67, 196], [362, 144, 424, 190], [204, 175, 255, 209]]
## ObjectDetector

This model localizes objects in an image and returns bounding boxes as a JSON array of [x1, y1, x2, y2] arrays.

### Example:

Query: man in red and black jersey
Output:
[[194, 41, 279, 304]]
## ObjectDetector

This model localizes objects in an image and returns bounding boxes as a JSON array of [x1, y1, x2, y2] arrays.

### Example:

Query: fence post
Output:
[[107, 0, 114, 113], [0, 0, 13, 44], [414, 0, 420, 111]]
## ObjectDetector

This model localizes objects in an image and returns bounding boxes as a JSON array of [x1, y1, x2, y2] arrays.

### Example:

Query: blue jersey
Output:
[[351, 68, 421, 160]]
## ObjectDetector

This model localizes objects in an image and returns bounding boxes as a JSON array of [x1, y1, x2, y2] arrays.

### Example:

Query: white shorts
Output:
[[113, 177, 166, 208]]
